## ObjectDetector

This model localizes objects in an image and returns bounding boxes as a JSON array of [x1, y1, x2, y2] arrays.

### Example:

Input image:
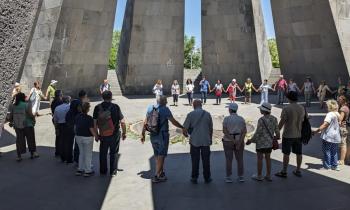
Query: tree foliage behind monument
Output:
[[109, 31, 121, 70], [268, 38, 280, 68], [184, 35, 202, 69]]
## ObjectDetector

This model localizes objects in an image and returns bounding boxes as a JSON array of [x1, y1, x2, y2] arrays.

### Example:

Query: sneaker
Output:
[[84, 171, 95, 177], [293, 170, 302, 177], [238, 176, 245, 183], [159, 172, 168, 181], [30, 152, 40, 159], [225, 176, 233, 183], [152, 176, 162, 183], [251, 174, 264, 181], [190, 178, 198, 184], [331, 166, 340, 171], [75, 170, 84, 176], [111, 170, 117, 177]]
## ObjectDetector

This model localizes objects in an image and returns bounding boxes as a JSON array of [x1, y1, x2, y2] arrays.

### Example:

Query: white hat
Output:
[[279, 75, 284, 78], [232, 79, 236, 82], [259, 102, 272, 113], [15, 82, 20, 87], [50, 80, 58, 85]]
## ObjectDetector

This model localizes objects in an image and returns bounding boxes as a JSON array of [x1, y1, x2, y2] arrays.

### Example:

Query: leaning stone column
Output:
[[0, 0, 43, 125], [118, 0, 185, 95], [271, 0, 350, 87], [202, 0, 272, 86]]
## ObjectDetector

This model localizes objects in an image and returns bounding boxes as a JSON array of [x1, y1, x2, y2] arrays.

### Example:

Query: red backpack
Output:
[[97, 104, 115, 137]]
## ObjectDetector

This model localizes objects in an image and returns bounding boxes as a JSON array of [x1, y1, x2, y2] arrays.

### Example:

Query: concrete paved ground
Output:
[[1, 94, 350, 210]]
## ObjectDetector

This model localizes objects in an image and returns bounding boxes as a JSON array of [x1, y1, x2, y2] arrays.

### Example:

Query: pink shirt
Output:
[[277, 79, 287, 90]]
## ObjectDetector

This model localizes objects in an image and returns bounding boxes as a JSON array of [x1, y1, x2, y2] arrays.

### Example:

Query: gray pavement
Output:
[[1, 94, 350, 210]]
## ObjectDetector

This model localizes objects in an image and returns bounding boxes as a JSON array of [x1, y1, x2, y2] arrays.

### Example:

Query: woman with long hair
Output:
[[171, 80, 180, 106], [153, 80, 163, 100], [29, 81, 46, 116], [186, 79, 194, 105]]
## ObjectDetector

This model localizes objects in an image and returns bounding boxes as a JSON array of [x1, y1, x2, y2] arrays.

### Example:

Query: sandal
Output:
[[275, 171, 287, 178], [293, 170, 302, 177]]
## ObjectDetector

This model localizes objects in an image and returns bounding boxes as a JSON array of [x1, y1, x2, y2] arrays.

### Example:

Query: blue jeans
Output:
[[322, 140, 338, 169], [277, 89, 285, 105], [99, 132, 120, 174], [201, 91, 208, 104], [150, 131, 170, 156], [187, 92, 193, 104], [260, 91, 268, 105]]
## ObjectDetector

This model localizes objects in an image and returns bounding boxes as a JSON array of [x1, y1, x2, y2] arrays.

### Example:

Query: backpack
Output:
[[97, 104, 115, 137], [301, 108, 312, 145], [12, 104, 27, 129], [146, 106, 160, 134]]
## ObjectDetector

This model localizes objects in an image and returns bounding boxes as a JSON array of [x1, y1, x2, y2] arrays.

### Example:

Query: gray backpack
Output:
[[146, 106, 160, 134], [11, 104, 27, 129]]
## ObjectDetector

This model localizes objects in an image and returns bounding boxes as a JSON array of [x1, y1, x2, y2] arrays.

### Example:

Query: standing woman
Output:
[[46, 80, 58, 105], [186, 79, 194, 105], [29, 81, 46, 116], [241, 78, 257, 104], [287, 79, 300, 93], [212, 80, 225, 105], [258, 79, 274, 105], [171, 80, 180, 106], [313, 100, 341, 171], [226, 79, 241, 103], [301, 77, 316, 107], [337, 96, 349, 165], [10, 93, 39, 161], [153, 80, 163, 100], [317, 80, 334, 109]]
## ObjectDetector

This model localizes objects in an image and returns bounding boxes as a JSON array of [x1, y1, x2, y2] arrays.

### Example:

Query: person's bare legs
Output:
[[282, 154, 289, 173], [257, 152, 263, 176], [156, 156, 165, 176], [339, 145, 346, 165], [265, 153, 271, 177]]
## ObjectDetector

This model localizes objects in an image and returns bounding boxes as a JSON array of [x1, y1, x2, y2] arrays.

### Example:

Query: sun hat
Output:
[[50, 80, 58, 85], [232, 79, 236, 83], [259, 102, 272, 113]]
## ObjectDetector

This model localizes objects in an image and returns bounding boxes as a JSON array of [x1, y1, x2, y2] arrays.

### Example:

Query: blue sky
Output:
[[114, 0, 275, 47]]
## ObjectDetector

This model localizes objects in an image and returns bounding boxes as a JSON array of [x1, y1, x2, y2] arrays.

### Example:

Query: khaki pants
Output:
[[223, 141, 244, 177]]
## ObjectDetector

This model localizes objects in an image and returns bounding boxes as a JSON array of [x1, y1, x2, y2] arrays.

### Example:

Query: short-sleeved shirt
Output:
[[340, 105, 349, 124], [251, 115, 280, 149], [288, 83, 299, 92], [304, 82, 313, 92], [47, 85, 56, 100], [200, 80, 210, 92], [260, 84, 272, 93], [171, 85, 180, 95], [277, 79, 287, 90], [54, 103, 70, 124], [223, 114, 246, 142], [100, 84, 111, 93], [186, 84, 194, 93], [93, 102, 124, 130], [245, 83, 253, 92], [215, 84, 223, 92], [321, 111, 341, 143], [280, 103, 305, 138], [75, 113, 94, 137], [146, 104, 173, 132]]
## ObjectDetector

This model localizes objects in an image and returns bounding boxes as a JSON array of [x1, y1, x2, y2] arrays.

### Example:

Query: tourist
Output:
[[171, 80, 180, 106], [317, 80, 334, 109], [301, 77, 316, 107], [211, 80, 225, 105], [274, 75, 288, 105], [141, 96, 185, 183], [29, 81, 46, 116], [51, 90, 63, 157], [185, 79, 194, 105], [337, 77, 345, 99], [226, 79, 241, 103], [199, 76, 210, 105], [46, 80, 58, 104], [100, 79, 111, 95], [12, 82, 21, 99], [54, 96, 71, 163], [153, 80, 163, 100], [222, 103, 247, 183], [275, 91, 305, 178], [313, 100, 341, 170], [246, 102, 280, 181], [94, 91, 127, 176], [287, 79, 300, 93], [337, 96, 349, 165], [9, 93, 39, 161], [75, 102, 98, 177], [241, 78, 257, 104], [183, 99, 213, 184], [258, 79, 274, 105]]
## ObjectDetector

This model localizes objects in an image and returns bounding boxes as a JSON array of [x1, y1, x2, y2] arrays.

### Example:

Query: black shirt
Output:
[[93, 102, 124, 129], [51, 99, 63, 114], [75, 113, 94, 137]]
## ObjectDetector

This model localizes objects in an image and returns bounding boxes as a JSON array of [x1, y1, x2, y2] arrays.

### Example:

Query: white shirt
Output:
[[215, 84, 223, 91], [321, 112, 341, 143], [304, 82, 313, 92], [259, 84, 272, 93], [288, 83, 299, 92], [186, 84, 194, 93], [153, 84, 163, 96], [171, 84, 180, 95]]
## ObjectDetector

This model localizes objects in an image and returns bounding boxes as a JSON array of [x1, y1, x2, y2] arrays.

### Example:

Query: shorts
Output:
[[245, 91, 252, 98], [256, 148, 272, 154], [150, 131, 170, 156], [282, 138, 302, 155]]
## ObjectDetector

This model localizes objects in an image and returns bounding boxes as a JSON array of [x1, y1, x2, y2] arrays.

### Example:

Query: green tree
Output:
[[184, 35, 202, 69], [109, 31, 121, 70], [268, 38, 280, 68]]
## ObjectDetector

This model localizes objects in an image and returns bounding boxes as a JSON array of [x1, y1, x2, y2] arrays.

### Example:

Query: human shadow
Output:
[[0, 129, 16, 147]]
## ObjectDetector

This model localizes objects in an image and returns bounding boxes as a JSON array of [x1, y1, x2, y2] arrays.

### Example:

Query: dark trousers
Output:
[[14, 127, 36, 156], [216, 95, 222, 104], [201, 91, 208, 104], [187, 92, 193, 104], [190, 144, 211, 180], [173, 94, 179, 103], [58, 124, 74, 163], [53, 121, 60, 156], [73, 142, 79, 163], [99, 132, 120, 174]]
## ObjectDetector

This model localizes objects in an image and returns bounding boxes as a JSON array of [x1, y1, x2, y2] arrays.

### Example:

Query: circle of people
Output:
[[2, 75, 350, 184]]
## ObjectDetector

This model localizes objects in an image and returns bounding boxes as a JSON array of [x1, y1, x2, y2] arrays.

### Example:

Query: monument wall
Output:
[[117, 0, 185, 95], [201, 0, 272, 86], [21, 0, 117, 96], [0, 0, 42, 124], [271, 0, 350, 87]]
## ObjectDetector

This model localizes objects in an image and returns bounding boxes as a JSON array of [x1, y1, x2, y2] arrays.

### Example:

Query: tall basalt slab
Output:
[[117, 0, 185, 95], [271, 0, 349, 87], [201, 0, 272, 86], [0, 0, 43, 125]]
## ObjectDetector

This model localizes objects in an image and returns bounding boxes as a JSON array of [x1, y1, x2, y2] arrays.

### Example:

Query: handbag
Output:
[[261, 118, 279, 150]]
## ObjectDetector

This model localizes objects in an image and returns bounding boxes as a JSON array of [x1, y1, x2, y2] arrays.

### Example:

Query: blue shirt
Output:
[[146, 104, 173, 132], [54, 103, 70, 124], [200, 80, 210, 92]]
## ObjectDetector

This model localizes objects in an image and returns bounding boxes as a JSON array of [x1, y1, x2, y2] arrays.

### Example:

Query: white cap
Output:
[[15, 82, 20, 87], [232, 79, 236, 82]]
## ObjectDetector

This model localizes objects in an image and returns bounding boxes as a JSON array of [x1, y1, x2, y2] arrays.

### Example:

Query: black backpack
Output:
[[301, 108, 312, 145]]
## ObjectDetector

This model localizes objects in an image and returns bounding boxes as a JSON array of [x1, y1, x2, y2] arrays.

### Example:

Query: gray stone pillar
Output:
[[117, 0, 185, 95], [202, 0, 272, 87], [271, 0, 350, 87], [0, 0, 43, 124], [21, 0, 117, 96]]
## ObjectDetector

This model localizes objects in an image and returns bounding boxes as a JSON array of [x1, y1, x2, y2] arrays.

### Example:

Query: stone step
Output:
[[107, 70, 122, 96]]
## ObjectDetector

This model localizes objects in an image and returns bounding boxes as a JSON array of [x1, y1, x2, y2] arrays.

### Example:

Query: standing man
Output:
[[199, 76, 211, 105], [275, 91, 305, 178], [100, 79, 111, 95], [141, 96, 186, 183], [94, 91, 126, 176], [46, 80, 58, 105], [183, 99, 213, 184], [275, 75, 288, 105], [222, 103, 247, 183]]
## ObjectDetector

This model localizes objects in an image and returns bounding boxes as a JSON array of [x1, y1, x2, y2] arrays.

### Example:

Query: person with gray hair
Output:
[[183, 99, 213, 184]]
